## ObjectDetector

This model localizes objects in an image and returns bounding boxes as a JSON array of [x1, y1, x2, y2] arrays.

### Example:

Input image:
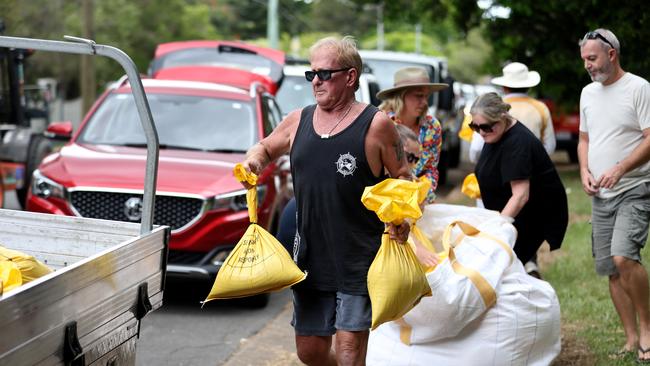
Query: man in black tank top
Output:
[[240, 36, 413, 366]]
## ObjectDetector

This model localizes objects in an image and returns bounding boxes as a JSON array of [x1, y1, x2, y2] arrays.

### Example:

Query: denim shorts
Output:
[[291, 288, 371, 336], [592, 182, 650, 276]]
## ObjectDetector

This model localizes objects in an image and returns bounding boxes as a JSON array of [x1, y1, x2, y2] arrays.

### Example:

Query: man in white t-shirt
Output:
[[579, 28, 650, 362]]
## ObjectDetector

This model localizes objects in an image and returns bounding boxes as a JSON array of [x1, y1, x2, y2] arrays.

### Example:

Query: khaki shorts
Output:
[[592, 182, 650, 276]]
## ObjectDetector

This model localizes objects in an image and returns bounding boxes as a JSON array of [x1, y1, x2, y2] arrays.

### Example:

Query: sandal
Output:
[[637, 346, 650, 364]]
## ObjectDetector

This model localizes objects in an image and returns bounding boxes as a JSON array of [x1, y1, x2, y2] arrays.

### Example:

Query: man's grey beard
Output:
[[590, 61, 613, 83]]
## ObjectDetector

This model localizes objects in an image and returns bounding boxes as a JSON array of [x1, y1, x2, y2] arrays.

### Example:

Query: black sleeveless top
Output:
[[290, 104, 386, 295]]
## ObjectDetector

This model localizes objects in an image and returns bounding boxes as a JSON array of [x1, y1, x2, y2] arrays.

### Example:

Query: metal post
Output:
[[0, 35, 159, 234], [415, 23, 422, 54], [377, 3, 384, 51], [267, 0, 279, 49]]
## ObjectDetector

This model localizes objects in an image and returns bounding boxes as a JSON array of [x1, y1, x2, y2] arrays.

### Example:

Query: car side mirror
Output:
[[44, 121, 73, 140]]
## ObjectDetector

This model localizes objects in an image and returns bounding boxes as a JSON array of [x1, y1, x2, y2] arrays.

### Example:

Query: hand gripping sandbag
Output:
[[362, 178, 431, 330], [204, 165, 306, 304]]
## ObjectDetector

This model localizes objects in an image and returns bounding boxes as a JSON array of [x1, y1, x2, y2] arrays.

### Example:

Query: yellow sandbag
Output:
[[362, 178, 431, 330], [0, 246, 52, 283], [204, 165, 306, 304], [0, 260, 22, 294], [367, 233, 431, 329], [461, 173, 481, 199], [458, 104, 474, 142]]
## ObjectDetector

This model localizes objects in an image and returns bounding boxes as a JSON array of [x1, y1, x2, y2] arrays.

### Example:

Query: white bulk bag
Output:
[[367, 204, 561, 366]]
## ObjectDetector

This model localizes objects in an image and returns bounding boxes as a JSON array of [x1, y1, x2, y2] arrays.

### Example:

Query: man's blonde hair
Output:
[[309, 36, 362, 90]]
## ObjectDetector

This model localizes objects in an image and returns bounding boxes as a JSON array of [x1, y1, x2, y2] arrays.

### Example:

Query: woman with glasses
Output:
[[377, 67, 448, 204], [471, 92, 568, 264]]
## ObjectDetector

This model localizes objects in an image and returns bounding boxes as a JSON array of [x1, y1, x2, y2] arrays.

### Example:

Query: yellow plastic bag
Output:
[[458, 104, 474, 142], [361, 178, 423, 224], [204, 164, 306, 304], [0, 260, 22, 294], [461, 173, 481, 199], [0, 246, 52, 284], [415, 176, 431, 204], [362, 178, 431, 330]]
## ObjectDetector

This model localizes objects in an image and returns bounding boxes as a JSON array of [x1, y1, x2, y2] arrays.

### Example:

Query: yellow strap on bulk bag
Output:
[[203, 164, 306, 304], [441, 221, 513, 308]]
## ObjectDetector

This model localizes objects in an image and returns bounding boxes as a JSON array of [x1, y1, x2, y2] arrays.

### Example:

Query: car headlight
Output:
[[31, 169, 66, 199], [209, 185, 267, 211]]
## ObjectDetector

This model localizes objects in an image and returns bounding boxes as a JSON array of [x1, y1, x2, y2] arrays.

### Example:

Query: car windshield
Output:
[[276, 74, 366, 115], [363, 59, 436, 106], [77, 92, 256, 152], [276, 75, 314, 114]]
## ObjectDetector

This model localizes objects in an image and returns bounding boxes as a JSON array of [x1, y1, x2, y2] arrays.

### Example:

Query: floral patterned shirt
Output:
[[391, 114, 442, 204]]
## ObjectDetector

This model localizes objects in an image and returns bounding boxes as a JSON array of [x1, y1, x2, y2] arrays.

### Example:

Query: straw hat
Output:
[[376, 67, 448, 100], [491, 62, 540, 88]]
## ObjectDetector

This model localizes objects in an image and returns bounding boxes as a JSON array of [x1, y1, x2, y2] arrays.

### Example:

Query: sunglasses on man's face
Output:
[[583, 31, 615, 50], [468, 121, 499, 133], [305, 67, 351, 82], [406, 152, 419, 164]]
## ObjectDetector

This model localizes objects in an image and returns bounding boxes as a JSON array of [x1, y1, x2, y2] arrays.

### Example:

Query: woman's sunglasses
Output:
[[468, 121, 499, 133], [305, 67, 351, 82], [406, 152, 419, 164]]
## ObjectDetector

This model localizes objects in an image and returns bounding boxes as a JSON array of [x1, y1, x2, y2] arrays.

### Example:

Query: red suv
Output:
[[26, 76, 292, 289]]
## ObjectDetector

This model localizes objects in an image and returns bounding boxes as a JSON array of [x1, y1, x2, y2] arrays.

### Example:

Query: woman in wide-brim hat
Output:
[[377, 66, 448, 204]]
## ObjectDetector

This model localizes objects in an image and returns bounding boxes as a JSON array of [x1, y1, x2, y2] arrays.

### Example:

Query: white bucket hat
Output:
[[376, 67, 448, 100], [491, 62, 540, 88]]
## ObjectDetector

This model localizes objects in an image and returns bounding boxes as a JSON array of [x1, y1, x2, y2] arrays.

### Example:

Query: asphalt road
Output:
[[135, 279, 292, 366]]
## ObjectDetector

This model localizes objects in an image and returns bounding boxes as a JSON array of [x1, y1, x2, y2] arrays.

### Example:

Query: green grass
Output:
[[544, 167, 650, 365]]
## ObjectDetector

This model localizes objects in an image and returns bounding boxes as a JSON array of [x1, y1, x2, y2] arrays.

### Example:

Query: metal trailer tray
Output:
[[0, 210, 168, 365]]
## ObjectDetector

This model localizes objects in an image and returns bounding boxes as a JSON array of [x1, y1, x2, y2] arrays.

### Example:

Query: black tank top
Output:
[[290, 104, 386, 294]]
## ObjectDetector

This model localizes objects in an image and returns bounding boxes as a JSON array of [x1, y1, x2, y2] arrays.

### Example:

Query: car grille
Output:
[[70, 191, 204, 231]]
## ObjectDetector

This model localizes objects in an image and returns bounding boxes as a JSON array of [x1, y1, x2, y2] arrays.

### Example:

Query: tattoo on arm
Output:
[[393, 139, 404, 163]]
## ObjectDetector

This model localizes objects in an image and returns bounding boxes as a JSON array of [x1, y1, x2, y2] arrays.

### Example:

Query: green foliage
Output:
[[445, 28, 493, 83], [480, 0, 650, 110], [361, 31, 444, 55]]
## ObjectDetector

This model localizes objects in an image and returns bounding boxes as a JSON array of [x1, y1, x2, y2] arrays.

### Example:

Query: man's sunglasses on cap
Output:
[[468, 121, 499, 133], [583, 31, 615, 49], [305, 67, 351, 82]]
